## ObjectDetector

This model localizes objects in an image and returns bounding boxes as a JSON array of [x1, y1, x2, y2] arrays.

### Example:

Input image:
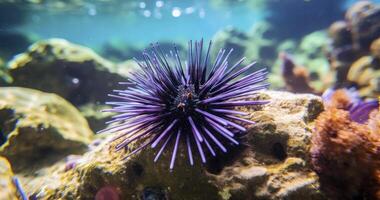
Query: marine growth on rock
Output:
[[311, 89, 380, 199], [101, 40, 269, 169]]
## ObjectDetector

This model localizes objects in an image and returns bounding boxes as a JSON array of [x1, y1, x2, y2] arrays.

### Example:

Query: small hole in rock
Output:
[[206, 157, 224, 175], [132, 162, 144, 177], [271, 142, 287, 161]]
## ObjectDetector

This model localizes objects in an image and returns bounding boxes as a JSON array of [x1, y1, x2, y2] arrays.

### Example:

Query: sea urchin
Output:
[[101, 40, 269, 169]]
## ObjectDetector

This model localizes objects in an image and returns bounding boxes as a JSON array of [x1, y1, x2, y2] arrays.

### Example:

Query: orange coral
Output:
[[311, 101, 380, 199]]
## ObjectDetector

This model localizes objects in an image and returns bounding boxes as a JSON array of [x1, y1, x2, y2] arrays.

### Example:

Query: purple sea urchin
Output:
[[101, 40, 269, 169]]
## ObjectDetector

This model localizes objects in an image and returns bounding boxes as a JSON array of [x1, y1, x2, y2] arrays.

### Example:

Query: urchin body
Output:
[[101, 40, 268, 169]]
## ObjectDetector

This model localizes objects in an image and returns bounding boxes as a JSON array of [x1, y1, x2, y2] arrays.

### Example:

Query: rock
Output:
[[0, 58, 12, 84], [30, 91, 325, 200], [78, 103, 112, 133], [0, 156, 19, 200], [6, 38, 137, 106], [0, 87, 93, 172]]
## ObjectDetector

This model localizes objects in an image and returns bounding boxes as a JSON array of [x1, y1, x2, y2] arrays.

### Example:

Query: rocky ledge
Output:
[[19, 90, 325, 200]]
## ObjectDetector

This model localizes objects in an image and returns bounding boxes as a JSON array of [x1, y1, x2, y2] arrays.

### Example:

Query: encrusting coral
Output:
[[279, 1, 380, 98], [310, 89, 380, 199], [326, 1, 380, 97]]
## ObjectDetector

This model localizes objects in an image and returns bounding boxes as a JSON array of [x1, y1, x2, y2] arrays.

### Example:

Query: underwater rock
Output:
[[6, 38, 137, 106], [345, 0, 380, 51], [31, 91, 325, 200], [0, 58, 11, 84], [78, 103, 113, 133], [310, 93, 380, 199], [0, 87, 93, 172], [0, 156, 19, 200], [327, 1, 380, 94]]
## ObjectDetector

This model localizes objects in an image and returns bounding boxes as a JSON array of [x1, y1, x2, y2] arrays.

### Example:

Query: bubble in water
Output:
[[185, 7, 194, 14], [143, 10, 151, 17], [139, 2, 146, 9], [72, 77, 79, 85], [199, 8, 205, 18], [172, 7, 181, 18], [156, 1, 164, 8]]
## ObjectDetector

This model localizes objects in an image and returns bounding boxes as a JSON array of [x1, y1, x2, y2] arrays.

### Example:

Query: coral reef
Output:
[[23, 91, 324, 200], [274, 1, 380, 98], [0, 87, 93, 172], [5, 38, 137, 106], [3, 39, 138, 132], [327, 1, 380, 97], [310, 89, 380, 200]]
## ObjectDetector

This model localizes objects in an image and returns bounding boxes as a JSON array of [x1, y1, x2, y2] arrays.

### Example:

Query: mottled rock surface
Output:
[[0, 87, 93, 172], [0, 156, 18, 200], [29, 91, 324, 200], [5, 38, 137, 106]]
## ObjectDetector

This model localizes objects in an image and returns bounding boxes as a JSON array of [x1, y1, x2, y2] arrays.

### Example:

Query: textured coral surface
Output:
[[311, 94, 380, 199]]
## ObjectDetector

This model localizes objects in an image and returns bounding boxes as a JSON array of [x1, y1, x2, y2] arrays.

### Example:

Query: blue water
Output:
[[7, 0, 380, 55], [16, 1, 263, 48]]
